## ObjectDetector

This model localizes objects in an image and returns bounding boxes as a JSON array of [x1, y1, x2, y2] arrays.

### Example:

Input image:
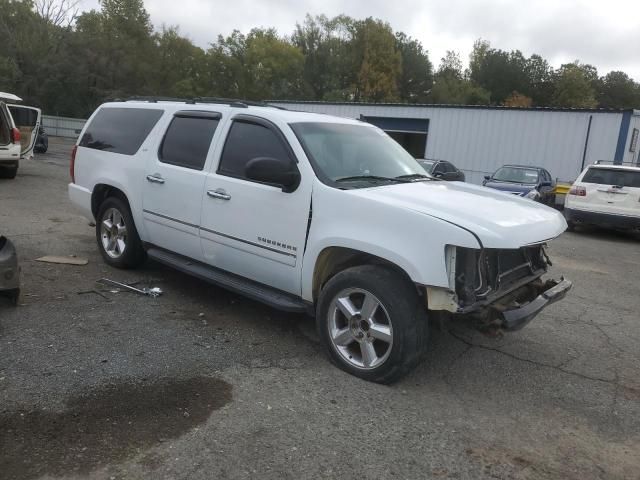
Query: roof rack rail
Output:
[[111, 96, 287, 110], [594, 160, 640, 165]]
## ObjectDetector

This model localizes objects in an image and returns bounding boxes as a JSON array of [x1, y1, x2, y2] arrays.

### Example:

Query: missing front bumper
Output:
[[497, 278, 572, 331]]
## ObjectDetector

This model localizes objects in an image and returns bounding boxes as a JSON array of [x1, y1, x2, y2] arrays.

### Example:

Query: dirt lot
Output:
[[1, 137, 639, 480]]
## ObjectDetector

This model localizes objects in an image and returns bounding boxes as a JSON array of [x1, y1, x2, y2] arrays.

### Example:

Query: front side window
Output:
[[218, 120, 293, 179], [582, 168, 640, 187], [492, 167, 540, 184], [159, 115, 219, 170], [291, 122, 426, 187], [80, 107, 163, 155]]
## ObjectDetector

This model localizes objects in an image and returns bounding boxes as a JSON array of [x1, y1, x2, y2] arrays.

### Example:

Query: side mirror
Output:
[[433, 172, 443, 178], [539, 181, 552, 187], [245, 157, 300, 193], [484, 175, 490, 181]]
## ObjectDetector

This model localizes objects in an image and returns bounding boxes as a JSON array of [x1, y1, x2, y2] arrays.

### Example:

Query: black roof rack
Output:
[[109, 96, 287, 110]]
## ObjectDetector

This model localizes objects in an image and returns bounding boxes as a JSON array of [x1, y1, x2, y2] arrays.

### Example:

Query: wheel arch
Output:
[[309, 246, 419, 304], [91, 184, 131, 219]]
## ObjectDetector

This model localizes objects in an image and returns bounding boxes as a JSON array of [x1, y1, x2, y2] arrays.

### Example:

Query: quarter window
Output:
[[159, 115, 219, 170], [80, 107, 163, 155], [218, 120, 293, 179]]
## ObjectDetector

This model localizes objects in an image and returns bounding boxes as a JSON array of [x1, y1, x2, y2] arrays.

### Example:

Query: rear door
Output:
[[576, 167, 640, 216], [7, 105, 41, 158], [142, 110, 223, 261], [0, 101, 19, 161]]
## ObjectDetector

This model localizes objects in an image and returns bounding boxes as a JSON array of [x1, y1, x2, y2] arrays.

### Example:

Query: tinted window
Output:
[[418, 160, 435, 173], [219, 121, 293, 179], [433, 162, 446, 174], [582, 168, 640, 187], [80, 107, 163, 155], [8, 106, 38, 127], [442, 162, 456, 173], [159, 116, 219, 170]]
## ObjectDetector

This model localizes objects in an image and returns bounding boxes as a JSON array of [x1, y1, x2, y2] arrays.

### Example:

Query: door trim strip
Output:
[[143, 209, 297, 258]]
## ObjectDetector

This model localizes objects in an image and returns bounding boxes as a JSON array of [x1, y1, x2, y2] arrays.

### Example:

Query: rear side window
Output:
[[8, 106, 38, 127], [159, 114, 219, 170], [218, 120, 293, 179], [80, 107, 163, 155], [582, 168, 640, 188]]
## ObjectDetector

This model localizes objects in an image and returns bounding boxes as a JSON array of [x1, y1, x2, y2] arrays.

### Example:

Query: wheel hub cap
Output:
[[100, 207, 128, 259], [328, 288, 393, 370]]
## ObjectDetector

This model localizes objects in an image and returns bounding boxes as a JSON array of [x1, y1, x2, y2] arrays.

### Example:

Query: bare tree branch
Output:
[[34, 0, 81, 27]]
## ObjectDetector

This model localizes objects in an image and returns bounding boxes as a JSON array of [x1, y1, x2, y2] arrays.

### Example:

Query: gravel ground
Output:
[[1, 137, 639, 480]]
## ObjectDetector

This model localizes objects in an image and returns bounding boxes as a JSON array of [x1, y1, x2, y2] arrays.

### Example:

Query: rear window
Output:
[[80, 107, 163, 155], [582, 168, 640, 188]]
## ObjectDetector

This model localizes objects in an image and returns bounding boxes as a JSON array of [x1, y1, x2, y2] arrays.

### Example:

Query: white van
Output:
[[0, 92, 42, 179]]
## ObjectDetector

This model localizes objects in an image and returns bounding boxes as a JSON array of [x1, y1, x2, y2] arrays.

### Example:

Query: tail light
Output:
[[569, 185, 586, 196], [70, 145, 78, 183], [10, 127, 20, 144]]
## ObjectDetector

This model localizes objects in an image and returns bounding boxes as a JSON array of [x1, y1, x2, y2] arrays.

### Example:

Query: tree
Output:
[[598, 71, 640, 109], [431, 51, 490, 105], [552, 62, 598, 108], [395, 32, 433, 103], [350, 18, 401, 102], [503, 91, 533, 107]]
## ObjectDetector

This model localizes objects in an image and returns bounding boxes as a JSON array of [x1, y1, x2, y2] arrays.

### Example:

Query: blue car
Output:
[[483, 165, 555, 206]]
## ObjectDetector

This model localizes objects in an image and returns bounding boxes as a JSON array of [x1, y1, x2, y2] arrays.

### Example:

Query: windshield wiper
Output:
[[395, 173, 437, 181], [335, 175, 411, 184]]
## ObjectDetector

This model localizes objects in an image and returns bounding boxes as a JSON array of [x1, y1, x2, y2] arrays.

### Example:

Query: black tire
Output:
[[95, 196, 146, 269], [566, 220, 576, 232], [0, 166, 18, 179], [316, 265, 428, 384]]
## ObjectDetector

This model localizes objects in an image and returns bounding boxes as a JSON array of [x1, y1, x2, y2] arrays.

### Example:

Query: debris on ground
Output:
[[97, 278, 163, 298], [35, 255, 88, 266]]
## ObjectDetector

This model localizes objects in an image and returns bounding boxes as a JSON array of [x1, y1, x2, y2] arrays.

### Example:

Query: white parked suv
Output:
[[0, 92, 42, 179], [565, 162, 640, 233], [69, 99, 572, 383]]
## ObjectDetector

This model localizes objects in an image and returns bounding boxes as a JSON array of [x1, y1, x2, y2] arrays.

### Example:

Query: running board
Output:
[[146, 247, 309, 313]]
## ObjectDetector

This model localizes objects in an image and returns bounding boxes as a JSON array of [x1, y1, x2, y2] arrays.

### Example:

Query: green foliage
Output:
[[1, 1, 639, 117]]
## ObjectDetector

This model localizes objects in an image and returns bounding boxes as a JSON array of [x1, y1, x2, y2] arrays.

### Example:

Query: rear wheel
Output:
[[96, 197, 146, 269], [317, 265, 428, 384], [0, 165, 18, 179]]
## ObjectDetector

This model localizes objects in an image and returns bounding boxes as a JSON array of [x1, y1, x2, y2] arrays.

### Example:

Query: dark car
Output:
[[0, 235, 20, 305], [418, 159, 466, 181], [483, 165, 555, 205], [34, 125, 48, 153]]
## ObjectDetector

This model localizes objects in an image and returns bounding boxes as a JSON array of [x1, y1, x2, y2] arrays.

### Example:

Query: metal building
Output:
[[269, 101, 640, 184]]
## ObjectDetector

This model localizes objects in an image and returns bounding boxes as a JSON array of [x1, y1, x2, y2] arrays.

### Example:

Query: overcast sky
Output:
[[79, 0, 640, 80]]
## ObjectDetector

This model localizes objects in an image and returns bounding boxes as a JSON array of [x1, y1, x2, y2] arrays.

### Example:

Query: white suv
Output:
[[565, 163, 640, 233], [69, 99, 572, 383], [0, 92, 42, 179]]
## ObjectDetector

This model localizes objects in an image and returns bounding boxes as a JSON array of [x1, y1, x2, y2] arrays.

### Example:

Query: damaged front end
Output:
[[428, 244, 571, 332], [0, 235, 20, 305]]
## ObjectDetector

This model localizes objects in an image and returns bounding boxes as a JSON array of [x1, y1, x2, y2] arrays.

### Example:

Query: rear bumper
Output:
[[68, 183, 94, 221], [565, 207, 640, 230], [500, 278, 572, 331]]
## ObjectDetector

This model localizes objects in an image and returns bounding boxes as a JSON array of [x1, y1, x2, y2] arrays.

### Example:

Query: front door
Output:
[[7, 105, 41, 158], [142, 110, 222, 261], [200, 116, 312, 295]]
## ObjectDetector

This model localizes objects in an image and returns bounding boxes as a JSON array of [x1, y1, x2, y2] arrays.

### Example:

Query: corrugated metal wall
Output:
[[42, 115, 86, 139], [270, 102, 626, 184], [623, 111, 640, 165]]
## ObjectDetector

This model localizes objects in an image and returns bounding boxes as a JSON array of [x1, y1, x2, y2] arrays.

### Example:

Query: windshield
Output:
[[492, 167, 539, 184], [582, 168, 640, 187], [291, 122, 427, 186]]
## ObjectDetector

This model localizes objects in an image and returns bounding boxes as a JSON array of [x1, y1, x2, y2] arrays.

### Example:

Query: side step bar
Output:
[[146, 247, 310, 314]]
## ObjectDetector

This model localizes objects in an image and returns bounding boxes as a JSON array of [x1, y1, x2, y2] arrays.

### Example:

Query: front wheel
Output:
[[96, 197, 146, 269], [316, 265, 428, 384]]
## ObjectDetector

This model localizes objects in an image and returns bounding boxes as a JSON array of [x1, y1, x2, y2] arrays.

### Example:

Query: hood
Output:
[[348, 181, 566, 249], [484, 181, 535, 196]]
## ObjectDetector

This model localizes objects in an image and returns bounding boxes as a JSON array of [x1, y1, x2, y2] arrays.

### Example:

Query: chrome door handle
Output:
[[207, 189, 231, 200], [146, 174, 165, 184]]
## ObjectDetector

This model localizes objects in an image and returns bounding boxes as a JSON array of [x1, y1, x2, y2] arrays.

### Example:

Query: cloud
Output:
[[78, 0, 640, 79]]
